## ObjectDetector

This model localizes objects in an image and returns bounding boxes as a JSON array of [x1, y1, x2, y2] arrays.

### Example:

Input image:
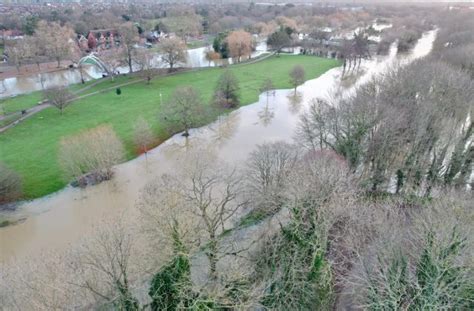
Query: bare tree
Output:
[[179, 156, 247, 280], [36, 21, 75, 67], [133, 117, 154, 157], [296, 98, 333, 151], [135, 48, 155, 84], [5, 39, 31, 72], [138, 174, 199, 257], [59, 125, 125, 186], [43, 86, 73, 115], [345, 194, 474, 310], [289, 65, 305, 95], [118, 22, 139, 74], [101, 48, 124, 81], [159, 86, 203, 137], [28, 35, 46, 70], [159, 37, 187, 71], [226, 30, 253, 62], [245, 141, 298, 213], [69, 219, 139, 310], [0, 163, 22, 204]]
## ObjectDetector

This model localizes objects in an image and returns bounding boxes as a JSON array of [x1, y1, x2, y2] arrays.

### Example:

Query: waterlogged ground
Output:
[[0, 30, 437, 264]]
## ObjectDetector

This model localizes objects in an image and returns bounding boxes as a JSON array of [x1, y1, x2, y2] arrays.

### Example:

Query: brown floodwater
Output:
[[0, 30, 437, 264]]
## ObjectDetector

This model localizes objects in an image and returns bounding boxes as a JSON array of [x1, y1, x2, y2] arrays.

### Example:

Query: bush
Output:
[[0, 163, 22, 204], [59, 125, 125, 186]]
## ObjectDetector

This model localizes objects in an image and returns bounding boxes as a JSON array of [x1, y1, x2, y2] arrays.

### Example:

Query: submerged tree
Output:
[[0, 163, 22, 204], [118, 22, 139, 74], [133, 117, 155, 157]]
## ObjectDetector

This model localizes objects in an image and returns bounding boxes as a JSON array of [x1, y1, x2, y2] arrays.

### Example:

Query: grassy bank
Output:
[[0, 55, 339, 199]]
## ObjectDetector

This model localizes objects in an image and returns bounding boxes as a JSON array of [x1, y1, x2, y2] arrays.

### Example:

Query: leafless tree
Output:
[[5, 39, 30, 72], [68, 219, 139, 310], [137, 174, 199, 258], [101, 48, 124, 81], [180, 157, 247, 280], [289, 65, 305, 95], [43, 86, 73, 115], [59, 125, 125, 186], [132, 117, 154, 157], [159, 86, 203, 137], [297, 58, 473, 194], [135, 48, 156, 84], [36, 21, 75, 67], [159, 37, 187, 71], [118, 22, 139, 74], [245, 141, 298, 214], [0, 162, 22, 204], [343, 192, 474, 310], [226, 30, 253, 62]]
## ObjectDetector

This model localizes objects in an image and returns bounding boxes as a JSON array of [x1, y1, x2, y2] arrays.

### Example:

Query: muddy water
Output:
[[0, 30, 437, 263]]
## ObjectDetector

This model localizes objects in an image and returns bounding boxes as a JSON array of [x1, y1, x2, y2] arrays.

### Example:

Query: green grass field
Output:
[[0, 55, 339, 199]]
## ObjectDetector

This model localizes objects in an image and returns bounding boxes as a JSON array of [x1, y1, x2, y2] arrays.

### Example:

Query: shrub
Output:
[[59, 125, 125, 186], [0, 163, 22, 204]]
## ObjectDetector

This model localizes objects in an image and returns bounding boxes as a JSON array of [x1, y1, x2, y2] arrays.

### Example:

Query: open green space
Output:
[[0, 55, 339, 199]]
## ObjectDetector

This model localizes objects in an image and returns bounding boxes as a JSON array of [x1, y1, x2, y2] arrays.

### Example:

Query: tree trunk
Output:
[[208, 237, 218, 281], [128, 50, 133, 74], [79, 65, 85, 84]]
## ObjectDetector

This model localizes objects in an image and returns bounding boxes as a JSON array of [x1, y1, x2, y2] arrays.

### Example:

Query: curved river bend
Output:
[[0, 30, 437, 263]]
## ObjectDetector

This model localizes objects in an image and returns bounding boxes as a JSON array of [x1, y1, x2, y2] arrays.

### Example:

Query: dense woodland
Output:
[[0, 2, 473, 311]]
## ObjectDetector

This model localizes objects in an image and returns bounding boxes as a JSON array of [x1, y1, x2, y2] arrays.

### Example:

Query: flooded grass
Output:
[[0, 55, 340, 199]]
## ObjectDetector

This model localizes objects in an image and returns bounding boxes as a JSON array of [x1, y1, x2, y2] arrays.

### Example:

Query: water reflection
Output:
[[287, 92, 303, 114], [0, 30, 437, 263]]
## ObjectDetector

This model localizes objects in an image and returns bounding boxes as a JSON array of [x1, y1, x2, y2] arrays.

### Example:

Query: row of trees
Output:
[[296, 13, 474, 196], [297, 58, 473, 195], [5, 20, 77, 71]]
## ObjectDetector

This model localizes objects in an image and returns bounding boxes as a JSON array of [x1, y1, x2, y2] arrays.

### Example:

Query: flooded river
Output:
[[0, 30, 437, 263]]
